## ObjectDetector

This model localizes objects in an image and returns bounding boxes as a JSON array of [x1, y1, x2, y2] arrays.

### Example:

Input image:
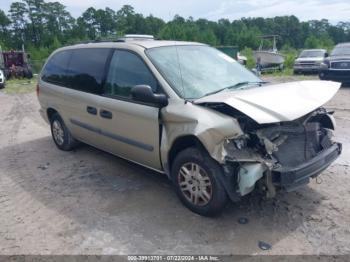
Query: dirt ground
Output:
[[0, 76, 349, 256]]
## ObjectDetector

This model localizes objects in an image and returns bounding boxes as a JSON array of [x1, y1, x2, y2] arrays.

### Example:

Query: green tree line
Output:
[[0, 0, 350, 61]]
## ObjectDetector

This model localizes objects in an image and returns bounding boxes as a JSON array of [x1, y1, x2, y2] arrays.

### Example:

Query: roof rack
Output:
[[72, 34, 156, 45], [116, 34, 155, 42]]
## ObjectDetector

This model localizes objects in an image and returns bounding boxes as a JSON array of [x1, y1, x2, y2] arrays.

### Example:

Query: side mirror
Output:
[[131, 85, 168, 108], [324, 52, 329, 58]]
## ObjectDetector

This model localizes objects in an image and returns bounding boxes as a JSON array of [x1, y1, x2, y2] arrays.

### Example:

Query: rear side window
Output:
[[67, 48, 111, 94], [42, 51, 71, 86], [104, 50, 157, 97]]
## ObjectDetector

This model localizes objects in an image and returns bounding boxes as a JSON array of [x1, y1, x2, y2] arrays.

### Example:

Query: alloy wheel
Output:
[[178, 162, 213, 206], [52, 120, 65, 146]]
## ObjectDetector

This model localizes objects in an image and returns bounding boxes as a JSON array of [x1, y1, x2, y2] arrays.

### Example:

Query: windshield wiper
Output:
[[226, 81, 267, 90], [201, 81, 267, 98], [201, 87, 228, 97]]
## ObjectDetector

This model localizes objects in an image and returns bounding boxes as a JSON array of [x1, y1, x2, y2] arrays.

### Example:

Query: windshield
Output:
[[146, 45, 262, 99], [299, 50, 325, 58], [331, 46, 350, 56]]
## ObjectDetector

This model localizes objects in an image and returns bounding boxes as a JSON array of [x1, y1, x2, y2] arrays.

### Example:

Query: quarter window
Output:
[[104, 50, 157, 97], [41, 50, 71, 86]]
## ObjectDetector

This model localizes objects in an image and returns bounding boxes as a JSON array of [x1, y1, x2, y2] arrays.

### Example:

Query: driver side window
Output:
[[104, 50, 158, 98]]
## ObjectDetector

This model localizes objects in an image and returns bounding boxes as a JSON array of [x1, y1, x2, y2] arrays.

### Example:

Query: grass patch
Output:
[[268, 68, 294, 77], [261, 68, 318, 80], [268, 70, 318, 80], [2, 76, 37, 95]]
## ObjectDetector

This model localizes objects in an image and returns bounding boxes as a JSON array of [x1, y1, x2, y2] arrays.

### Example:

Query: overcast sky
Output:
[[1, 0, 350, 23]]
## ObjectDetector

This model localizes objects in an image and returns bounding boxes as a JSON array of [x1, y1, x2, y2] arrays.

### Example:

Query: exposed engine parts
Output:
[[221, 108, 340, 199]]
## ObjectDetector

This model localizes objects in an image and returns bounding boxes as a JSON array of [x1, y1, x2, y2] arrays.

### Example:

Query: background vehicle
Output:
[[0, 69, 5, 89], [294, 49, 327, 74], [237, 52, 247, 65], [253, 35, 285, 71], [216, 46, 247, 65], [319, 43, 350, 83], [37, 38, 341, 216], [0, 50, 33, 79]]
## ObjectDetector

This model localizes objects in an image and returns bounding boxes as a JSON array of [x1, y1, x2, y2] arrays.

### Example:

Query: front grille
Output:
[[299, 62, 316, 66], [331, 61, 350, 69]]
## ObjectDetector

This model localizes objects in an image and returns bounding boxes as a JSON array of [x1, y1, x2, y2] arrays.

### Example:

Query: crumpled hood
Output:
[[194, 80, 341, 124]]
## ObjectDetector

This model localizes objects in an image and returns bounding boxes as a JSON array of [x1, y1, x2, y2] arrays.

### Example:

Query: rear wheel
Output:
[[319, 72, 326, 80], [171, 147, 228, 216], [50, 113, 78, 151]]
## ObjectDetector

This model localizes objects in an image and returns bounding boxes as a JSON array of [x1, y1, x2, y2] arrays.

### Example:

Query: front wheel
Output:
[[171, 147, 228, 216], [319, 72, 326, 80]]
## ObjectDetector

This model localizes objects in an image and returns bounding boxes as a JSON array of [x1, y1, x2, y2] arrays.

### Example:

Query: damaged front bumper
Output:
[[273, 142, 342, 192], [219, 110, 342, 202], [221, 141, 342, 202]]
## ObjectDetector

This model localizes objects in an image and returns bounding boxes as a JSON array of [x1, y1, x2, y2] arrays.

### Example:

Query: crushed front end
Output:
[[217, 106, 342, 200]]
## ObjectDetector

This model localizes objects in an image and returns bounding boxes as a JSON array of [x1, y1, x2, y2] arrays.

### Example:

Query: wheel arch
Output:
[[47, 108, 61, 123], [167, 135, 208, 175]]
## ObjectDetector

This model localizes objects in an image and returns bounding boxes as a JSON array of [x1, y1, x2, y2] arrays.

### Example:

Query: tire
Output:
[[50, 113, 78, 151], [4, 69, 10, 79], [171, 147, 228, 216]]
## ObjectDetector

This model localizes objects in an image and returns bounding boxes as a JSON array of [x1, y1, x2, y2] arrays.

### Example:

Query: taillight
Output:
[[36, 84, 40, 97]]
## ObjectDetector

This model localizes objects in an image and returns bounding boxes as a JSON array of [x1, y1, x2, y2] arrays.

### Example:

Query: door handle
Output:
[[87, 106, 97, 115], [100, 109, 113, 119]]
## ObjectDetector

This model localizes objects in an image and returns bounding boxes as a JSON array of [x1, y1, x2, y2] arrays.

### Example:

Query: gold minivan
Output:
[[38, 36, 342, 216]]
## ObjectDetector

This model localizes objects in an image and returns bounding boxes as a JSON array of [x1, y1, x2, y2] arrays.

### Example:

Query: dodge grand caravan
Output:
[[38, 38, 342, 216]]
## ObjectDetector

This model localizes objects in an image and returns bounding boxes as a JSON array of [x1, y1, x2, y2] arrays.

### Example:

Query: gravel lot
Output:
[[0, 76, 349, 256]]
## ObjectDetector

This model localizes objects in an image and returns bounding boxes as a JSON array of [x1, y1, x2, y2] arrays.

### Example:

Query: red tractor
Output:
[[0, 50, 33, 79]]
